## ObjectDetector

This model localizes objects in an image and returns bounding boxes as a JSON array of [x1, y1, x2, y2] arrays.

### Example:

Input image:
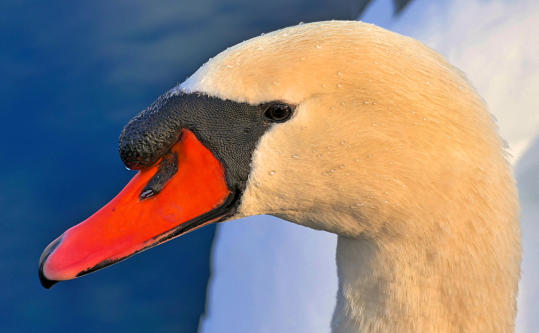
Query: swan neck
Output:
[[331, 231, 517, 332]]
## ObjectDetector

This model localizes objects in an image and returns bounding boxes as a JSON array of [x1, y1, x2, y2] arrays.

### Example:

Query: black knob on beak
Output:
[[119, 94, 183, 170]]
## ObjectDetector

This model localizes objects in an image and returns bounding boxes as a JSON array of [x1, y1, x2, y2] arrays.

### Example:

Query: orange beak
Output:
[[39, 129, 233, 288]]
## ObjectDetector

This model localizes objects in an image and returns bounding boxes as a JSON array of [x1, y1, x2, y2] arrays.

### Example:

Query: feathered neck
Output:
[[331, 214, 519, 333]]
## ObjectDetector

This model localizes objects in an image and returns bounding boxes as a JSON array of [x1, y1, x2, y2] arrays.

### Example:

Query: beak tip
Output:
[[38, 235, 63, 289], [38, 267, 58, 289]]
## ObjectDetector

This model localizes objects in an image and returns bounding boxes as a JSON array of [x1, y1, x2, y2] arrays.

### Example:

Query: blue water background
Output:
[[0, 1, 363, 331]]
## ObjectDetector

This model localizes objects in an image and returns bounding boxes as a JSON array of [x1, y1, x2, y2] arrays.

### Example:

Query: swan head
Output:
[[39, 21, 519, 300], [181, 21, 517, 239]]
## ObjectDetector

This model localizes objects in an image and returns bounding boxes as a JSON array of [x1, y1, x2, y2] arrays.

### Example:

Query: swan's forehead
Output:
[[174, 21, 406, 105]]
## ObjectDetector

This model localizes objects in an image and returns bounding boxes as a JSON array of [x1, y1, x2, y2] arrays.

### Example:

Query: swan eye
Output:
[[263, 103, 293, 122]]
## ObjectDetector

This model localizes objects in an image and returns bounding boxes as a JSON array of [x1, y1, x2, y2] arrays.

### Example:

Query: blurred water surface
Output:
[[0, 1, 360, 331]]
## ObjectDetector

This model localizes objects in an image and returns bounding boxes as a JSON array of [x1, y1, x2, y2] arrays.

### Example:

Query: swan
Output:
[[39, 21, 521, 332]]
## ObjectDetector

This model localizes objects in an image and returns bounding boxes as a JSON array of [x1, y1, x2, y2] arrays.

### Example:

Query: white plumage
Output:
[[182, 21, 521, 332]]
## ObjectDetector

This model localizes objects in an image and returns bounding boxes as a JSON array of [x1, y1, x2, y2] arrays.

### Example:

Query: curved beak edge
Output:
[[38, 130, 234, 288], [39, 236, 62, 288]]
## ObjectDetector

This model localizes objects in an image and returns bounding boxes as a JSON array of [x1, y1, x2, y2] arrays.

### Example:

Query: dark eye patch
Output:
[[119, 91, 295, 197]]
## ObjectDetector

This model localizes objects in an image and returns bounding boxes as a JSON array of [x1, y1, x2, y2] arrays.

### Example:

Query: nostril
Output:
[[139, 151, 179, 200]]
